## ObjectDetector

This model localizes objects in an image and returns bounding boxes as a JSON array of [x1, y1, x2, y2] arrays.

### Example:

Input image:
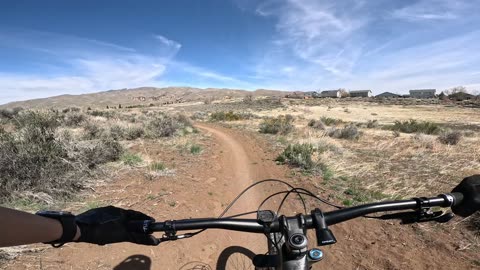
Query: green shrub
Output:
[[438, 130, 462, 145], [125, 127, 145, 140], [88, 110, 115, 119], [320, 117, 343, 126], [327, 124, 361, 140], [14, 110, 60, 130], [276, 143, 314, 170], [190, 144, 202, 155], [385, 119, 441, 135], [121, 152, 143, 166], [83, 121, 104, 139], [259, 115, 294, 135], [149, 162, 166, 171], [209, 111, 252, 121], [146, 113, 192, 138], [62, 107, 81, 113]]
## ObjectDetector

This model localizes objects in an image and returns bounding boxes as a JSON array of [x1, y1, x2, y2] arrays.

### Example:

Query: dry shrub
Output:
[[411, 133, 436, 149], [276, 143, 314, 170], [125, 127, 145, 140], [109, 125, 126, 140], [146, 113, 192, 138], [320, 117, 343, 126], [259, 115, 294, 135], [438, 130, 462, 145], [327, 124, 361, 140], [62, 112, 87, 127], [0, 111, 123, 203], [308, 119, 326, 130], [62, 107, 81, 113], [210, 111, 252, 121], [88, 110, 116, 119], [243, 94, 254, 104], [0, 107, 23, 120], [191, 111, 208, 121], [83, 121, 105, 139], [366, 120, 379, 128], [467, 212, 480, 235]]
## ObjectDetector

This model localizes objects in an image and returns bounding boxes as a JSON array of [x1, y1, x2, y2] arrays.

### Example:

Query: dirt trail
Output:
[[4, 123, 286, 270], [4, 124, 477, 269]]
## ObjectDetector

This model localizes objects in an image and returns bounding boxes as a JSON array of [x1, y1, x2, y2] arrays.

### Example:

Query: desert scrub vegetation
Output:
[[209, 111, 253, 121], [276, 143, 315, 170], [307, 119, 326, 130], [385, 119, 442, 135], [275, 142, 334, 179], [149, 162, 166, 171], [327, 124, 361, 140], [146, 113, 193, 138], [62, 111, 87, 127], [320, 117, 343, 126], [121, 152, 143, 166], [0, 107, 24, 121], [438, 130, 462, 145], [189, 144, 202, 155], [0, 110, 122, 205], [259, 115, 294, 135]]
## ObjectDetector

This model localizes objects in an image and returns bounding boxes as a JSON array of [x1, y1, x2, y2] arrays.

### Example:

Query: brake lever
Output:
[[377, 210, 454, 224]]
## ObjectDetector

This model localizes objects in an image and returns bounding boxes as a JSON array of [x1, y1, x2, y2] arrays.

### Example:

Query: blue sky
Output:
[[1, 0, 479, 104]]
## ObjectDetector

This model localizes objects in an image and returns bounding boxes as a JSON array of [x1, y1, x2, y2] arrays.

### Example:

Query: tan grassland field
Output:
[[1, 93, 480, 269]]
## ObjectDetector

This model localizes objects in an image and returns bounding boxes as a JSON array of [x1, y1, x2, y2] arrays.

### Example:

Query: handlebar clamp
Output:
[[163, 220, 177, 238]]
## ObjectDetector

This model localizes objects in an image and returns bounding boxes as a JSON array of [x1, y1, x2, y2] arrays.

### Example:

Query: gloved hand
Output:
[[75, 206, 159, 246]]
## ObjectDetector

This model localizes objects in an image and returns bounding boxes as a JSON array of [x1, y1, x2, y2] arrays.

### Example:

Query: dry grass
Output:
[[216, 101, 480, 201]]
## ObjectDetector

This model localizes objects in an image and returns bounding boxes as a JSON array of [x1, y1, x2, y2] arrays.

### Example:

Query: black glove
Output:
[[75, 206, 159, 246]]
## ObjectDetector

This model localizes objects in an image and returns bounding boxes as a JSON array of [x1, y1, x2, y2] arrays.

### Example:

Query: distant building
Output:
[[321, 90, 341, 98], [349, 90, 373, 98], [311, 91, 322, 98], [409, 89, 436, 99], [376, 92, 401, 98]]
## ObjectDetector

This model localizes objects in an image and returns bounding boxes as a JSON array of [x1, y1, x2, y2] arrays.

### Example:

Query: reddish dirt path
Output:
[[4, 123, 287, 270]]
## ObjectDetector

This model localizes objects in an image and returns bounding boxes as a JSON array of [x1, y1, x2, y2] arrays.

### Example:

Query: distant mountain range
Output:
[[0, 87, 291, 109]]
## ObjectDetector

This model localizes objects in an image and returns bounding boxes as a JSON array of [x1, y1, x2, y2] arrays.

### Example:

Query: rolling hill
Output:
[[0, 87, 291, 109]]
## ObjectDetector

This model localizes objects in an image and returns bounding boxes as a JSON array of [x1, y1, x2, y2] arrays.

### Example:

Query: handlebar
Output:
[[142, 193, 463, 234]]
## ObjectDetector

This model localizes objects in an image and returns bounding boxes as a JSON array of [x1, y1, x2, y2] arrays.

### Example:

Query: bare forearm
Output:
[[0, 206, 80, 247]]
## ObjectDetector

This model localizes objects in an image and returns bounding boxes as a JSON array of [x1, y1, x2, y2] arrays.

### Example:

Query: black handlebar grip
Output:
[[451, 175, 480, 217], [127, 220, 154, 234], [450, 192, 464, 206]]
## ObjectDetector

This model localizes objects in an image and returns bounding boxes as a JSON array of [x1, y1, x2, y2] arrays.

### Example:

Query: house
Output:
[[409, 89, 436, 99], [349, 90, 373, 98], [376, 92, 401, 98], [321, 90, 341, 98], [311, 91, 322, 98]]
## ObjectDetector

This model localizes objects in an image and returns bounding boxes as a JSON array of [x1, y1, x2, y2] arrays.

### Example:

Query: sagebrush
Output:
[[259, 115, 294, 135]]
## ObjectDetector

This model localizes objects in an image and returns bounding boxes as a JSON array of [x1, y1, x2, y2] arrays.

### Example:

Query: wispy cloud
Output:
[[253, 0, 369, 79], [249, 0, 480, 93], [153, 34, 182, 51], [391, 0, 468, 21], [0, 29, 246, 104]]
